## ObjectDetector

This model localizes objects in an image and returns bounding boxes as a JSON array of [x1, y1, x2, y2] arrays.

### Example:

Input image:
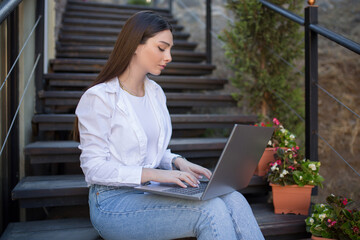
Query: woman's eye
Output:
[[158, 47, 165, 52]]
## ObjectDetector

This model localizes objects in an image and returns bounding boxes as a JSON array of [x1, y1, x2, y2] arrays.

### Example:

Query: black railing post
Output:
[[304, 3, 318, 162], [206, 0, 212, 64], [5, 5, 20, 228], [35, 0, 45, 114], [168, 0, 173, 14]]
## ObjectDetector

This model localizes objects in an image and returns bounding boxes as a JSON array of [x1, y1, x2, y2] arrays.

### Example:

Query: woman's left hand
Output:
[[173, 157, 212, 180]]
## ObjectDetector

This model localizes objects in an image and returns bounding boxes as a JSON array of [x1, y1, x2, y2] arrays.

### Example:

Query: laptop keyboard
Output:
[[163, 182, 208, 195]]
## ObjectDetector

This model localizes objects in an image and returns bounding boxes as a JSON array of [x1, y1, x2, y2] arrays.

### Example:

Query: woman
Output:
[[75, 10, 264, 240]]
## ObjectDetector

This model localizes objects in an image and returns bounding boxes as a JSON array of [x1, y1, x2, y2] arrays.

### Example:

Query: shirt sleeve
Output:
[[76, 88, 142, 186]]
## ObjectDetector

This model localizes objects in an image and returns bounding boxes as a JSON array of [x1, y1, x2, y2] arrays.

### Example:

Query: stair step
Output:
[[50, 59, 215, 75], [56, 45, 204, 62], [0, 218, 99, 240], [0, 206, 309, 240], [57, 35, 197, 50], [25, 138, 228, 164], [62, 18, 183, 32], [39, 90, 236, 113], [44, 73, 227, 91], [32, 114, 257, 132], [60, 26, 190, 39], [67, 0, 172, 16], [12, 175, 268, 208], [252, 203, 309, 239], [63, 11, 178, 24]]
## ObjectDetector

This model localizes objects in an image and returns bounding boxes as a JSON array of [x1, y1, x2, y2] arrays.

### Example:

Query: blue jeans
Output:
[[89, 185, 264, 240]]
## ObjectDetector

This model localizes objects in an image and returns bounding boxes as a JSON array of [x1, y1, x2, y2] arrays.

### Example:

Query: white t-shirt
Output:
[[124, 91, 160, 167]]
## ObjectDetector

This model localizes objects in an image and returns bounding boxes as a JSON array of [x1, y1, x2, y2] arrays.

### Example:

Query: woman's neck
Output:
[[118, 66, 146, 97]]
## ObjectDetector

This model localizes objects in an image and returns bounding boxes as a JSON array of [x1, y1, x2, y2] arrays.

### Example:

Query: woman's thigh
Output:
[[88, 185, 238, 240], [220, 191, 264, 240]]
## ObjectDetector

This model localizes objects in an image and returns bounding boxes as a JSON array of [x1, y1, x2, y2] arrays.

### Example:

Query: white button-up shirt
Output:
[[75, 76, 178, 187]]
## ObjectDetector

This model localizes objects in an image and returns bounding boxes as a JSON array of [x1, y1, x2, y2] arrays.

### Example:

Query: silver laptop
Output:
[[135, 124, 274, 201]]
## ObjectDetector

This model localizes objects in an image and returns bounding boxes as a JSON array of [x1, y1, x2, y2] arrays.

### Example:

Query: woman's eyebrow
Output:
[[159, 41, 173, 47]]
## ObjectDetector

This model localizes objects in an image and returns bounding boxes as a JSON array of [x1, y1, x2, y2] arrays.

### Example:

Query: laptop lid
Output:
[[201, 124, 274, 200], [135, 124, 274, 200]]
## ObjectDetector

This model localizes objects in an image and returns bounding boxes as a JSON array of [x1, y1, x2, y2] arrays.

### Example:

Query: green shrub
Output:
[[219, 0, 305, 140]]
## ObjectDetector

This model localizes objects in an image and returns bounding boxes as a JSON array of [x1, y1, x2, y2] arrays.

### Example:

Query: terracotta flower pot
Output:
[[270, 183, 314, 215], [254, 148, 276, 176], [254, 147, 286, 176], [311, 235, 336, 240]]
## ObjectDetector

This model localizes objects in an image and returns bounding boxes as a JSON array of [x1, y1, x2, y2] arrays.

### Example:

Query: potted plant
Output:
[[305, 194, 360, 240], [254, 117, 298, 176], [267, 147, 324, 215]]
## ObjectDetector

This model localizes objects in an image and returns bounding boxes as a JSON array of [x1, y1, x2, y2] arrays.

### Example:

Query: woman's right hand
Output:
[[141, 168, 200, 188]]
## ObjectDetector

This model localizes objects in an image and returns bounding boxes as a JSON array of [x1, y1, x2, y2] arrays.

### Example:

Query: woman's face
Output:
[[133, 30, 173, 75]]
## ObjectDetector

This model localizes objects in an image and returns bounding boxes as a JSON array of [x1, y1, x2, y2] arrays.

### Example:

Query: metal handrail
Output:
[[0, 15, 42, 92], [259, 0, 304, 25], [309, 24, 360, 55], [259, 0, 360, 55], [0, 54, 41, 157], [259, 0, 360, 178], [0, 0, 23, 23]]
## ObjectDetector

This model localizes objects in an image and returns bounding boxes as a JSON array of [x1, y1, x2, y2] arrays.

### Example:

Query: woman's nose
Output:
[[164, 50, 172, 63]]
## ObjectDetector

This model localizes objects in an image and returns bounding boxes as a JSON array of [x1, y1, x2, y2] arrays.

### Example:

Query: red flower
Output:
[[273, 118, 280, 125], [288, 166, 295, 170], [296, 146, 300, 150], [353, 226, 359, 233], [276, 160, 282, 165], [342, 198, 348, 206], [261, 122, 265, 127], [254, 124, 258, 126]]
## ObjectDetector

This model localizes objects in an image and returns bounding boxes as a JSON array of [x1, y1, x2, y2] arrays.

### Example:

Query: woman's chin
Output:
[[149, 70, 162, 76]]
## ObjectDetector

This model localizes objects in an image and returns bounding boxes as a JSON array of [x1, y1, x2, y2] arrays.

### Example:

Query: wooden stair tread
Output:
[[67, 0, 172, 15], [32, 114, 257, 124], [25, 138, 228, 155], [56, 45, 204, 61], [63, 11, 177, 24], [12, 174, 267, 201], [63, 11, 176, 22], [44, 73, 227, 90], [62, 18, 183, 31], [56, 46, 201, 56], [66, 5, 171, 19], [49, 59, 214, 75], [60, 27, 189, 39], [0, 218, 99, 240], [57, 37, 196, 50], [252, 203, 308, 237], [44, 73, 227, 84], [32, 114, 256, 136], [40, 90, 233, 99], [50, 59, 214, 69], [24, 138, 228, 164]]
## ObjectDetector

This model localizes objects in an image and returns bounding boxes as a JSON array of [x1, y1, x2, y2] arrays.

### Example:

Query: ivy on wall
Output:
[[220, 0, 305, 138]]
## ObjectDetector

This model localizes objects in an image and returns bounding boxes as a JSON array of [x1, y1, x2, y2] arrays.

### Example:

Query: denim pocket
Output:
[[94, 185, 135, 213]]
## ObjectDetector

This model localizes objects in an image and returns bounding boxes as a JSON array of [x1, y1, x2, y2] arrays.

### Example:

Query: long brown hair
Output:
[[73, 11, 173, 141]]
